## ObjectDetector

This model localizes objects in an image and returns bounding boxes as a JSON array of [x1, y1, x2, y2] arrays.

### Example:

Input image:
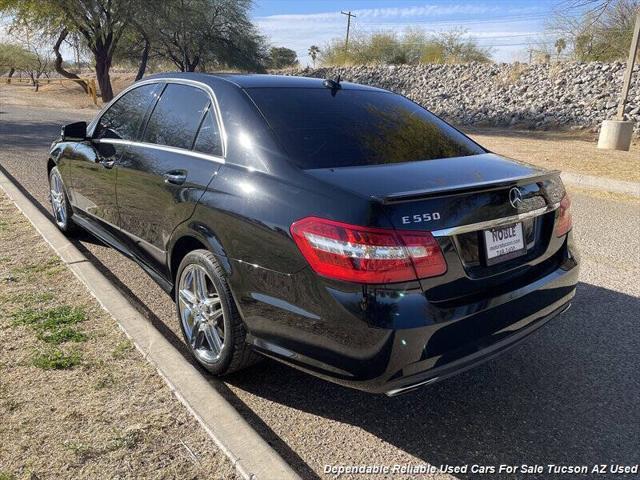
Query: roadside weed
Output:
[[11, 306, 87, 369], [12, 305, 87, 345], [32, 348, 82, 370], [37, 327, 87, 344], [112, 340, 133, 359]]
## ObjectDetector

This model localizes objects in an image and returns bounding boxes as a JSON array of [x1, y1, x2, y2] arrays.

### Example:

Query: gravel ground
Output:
[[1, 96, 638, 479]]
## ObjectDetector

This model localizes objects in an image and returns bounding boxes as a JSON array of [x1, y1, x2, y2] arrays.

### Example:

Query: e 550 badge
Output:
[[401, 212, 441, 225]]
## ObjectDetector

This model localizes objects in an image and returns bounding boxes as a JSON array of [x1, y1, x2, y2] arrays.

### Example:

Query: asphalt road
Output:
[[1, 101, 639, 480]]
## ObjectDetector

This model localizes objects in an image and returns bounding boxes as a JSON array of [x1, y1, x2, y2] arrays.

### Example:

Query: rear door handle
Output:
[[163, 170, 187, 185]]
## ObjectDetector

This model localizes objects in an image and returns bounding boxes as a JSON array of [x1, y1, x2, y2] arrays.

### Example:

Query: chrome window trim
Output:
[[88, 77, 228, 158], [96, 138, 225, 164], [431, 202, 559, 237]]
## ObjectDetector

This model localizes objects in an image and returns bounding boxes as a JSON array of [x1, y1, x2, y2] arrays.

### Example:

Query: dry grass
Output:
[[466, 127, 640, 183], [0, 194, 236, 480]]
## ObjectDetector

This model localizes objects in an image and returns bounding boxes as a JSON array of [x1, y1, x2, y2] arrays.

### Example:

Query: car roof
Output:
[[142, 72, 389, 92]]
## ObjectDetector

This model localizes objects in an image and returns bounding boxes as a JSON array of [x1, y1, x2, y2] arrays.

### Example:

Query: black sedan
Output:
[[47, 73, 578, 395]]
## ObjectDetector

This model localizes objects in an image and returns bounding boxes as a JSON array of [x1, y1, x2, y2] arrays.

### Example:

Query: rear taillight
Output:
[[290, 217, 447, 283], [555, 193, 573, 237]]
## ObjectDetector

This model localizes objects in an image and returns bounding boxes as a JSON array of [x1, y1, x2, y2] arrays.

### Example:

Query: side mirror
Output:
[[61, 121, 87, 141]]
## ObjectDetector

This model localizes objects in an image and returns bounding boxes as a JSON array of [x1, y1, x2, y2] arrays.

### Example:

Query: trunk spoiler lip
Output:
[[375, 170, 561, 204]]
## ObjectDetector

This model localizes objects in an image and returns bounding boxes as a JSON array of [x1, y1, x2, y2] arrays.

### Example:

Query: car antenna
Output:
[[323, 75, 342, 91]]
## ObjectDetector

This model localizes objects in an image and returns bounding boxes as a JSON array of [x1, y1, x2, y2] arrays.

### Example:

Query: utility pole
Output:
[[616, 9, 640, 120], [598, 9, 640, 151], [341, 11, 356, 54]]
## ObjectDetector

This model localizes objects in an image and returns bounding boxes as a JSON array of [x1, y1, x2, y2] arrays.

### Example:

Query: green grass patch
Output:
[[0, 471, 16, 480], [112, 340, 133, 359], [12, 305, 87, 346], [0, 220, 8, 231], [32, 348, 82, 370], [37, 326, 87, 344]]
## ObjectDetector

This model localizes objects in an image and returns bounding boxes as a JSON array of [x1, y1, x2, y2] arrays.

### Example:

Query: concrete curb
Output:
[[0, 170, 300, 480], [561, 172, 640, 197]]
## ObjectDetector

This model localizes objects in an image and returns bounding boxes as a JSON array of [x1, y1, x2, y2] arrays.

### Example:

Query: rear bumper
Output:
[[238, 238, 579, 395], [384, 297, 573, 396]]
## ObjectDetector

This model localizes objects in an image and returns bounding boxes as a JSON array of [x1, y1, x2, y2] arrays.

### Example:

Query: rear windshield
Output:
[[248, 87, 485, 169]]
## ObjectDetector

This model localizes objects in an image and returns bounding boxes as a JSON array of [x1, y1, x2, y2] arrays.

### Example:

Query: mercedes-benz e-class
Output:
[[47, 73, 578, 395]]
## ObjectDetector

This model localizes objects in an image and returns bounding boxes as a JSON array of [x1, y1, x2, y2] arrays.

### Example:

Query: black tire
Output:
[[175, 249, 259, 375], [48, 166, 78, 235]]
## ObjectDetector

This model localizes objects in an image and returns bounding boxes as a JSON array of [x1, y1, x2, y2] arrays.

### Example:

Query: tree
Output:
[[10, 24, 53, 90], [308, 45, 320, 68], [268, 46, 298, 69], [434, 29, 493, 63], [555, 38, 567, 60], [0, 0, 135, 101], [52, 28, 88, 93], [548, 0, 639, 61], [2, 0, 268, 97], [0, 42, 36, 82], [112, 14, 154, 81], [151, 0, 267, 73]]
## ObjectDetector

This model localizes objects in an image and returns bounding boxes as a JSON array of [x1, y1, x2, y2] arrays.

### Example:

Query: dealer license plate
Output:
[[483, 222, 526, 265]]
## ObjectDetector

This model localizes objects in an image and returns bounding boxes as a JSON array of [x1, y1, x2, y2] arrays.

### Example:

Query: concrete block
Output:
[[597, 119, 635, 151]]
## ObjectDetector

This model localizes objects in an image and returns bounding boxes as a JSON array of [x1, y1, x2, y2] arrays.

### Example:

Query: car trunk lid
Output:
[[306, 153, 566, 300]]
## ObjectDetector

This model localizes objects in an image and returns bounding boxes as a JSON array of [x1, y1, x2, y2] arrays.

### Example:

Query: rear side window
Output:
[[94, 84, 158, 140], [248, 88, 485, 169], [143, 84, 210, 149], [193, 104, 223, 156]]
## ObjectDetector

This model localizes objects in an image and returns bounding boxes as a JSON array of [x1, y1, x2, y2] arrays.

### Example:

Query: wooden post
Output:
[[341, 11, 356, 57], [616, 10, 640, 120]]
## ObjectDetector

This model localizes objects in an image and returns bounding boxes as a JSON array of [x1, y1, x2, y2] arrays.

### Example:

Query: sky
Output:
[[252, 0, 566, 65]]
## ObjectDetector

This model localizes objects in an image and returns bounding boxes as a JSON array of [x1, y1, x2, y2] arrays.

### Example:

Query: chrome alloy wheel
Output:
[[50, 170, 67, 228], [178, 264, 225, 363]]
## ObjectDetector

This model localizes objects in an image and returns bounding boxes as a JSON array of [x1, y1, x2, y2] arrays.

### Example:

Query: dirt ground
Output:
[[1, 79, 638, 183], [466, 127, 640, 183], [0, 193, 236, 479], [1, 73, 136, 109]]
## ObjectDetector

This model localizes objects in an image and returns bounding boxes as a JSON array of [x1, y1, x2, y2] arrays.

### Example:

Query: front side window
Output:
[[193, 104, 223, 156], [248, 88, 485, 169], [94, 84, 159, 140], [143, 84, 210, 150]]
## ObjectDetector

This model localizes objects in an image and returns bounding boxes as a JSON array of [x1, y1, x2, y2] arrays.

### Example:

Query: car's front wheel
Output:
[[175, 249, 258, 375], [49, 166, 77, 235]]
